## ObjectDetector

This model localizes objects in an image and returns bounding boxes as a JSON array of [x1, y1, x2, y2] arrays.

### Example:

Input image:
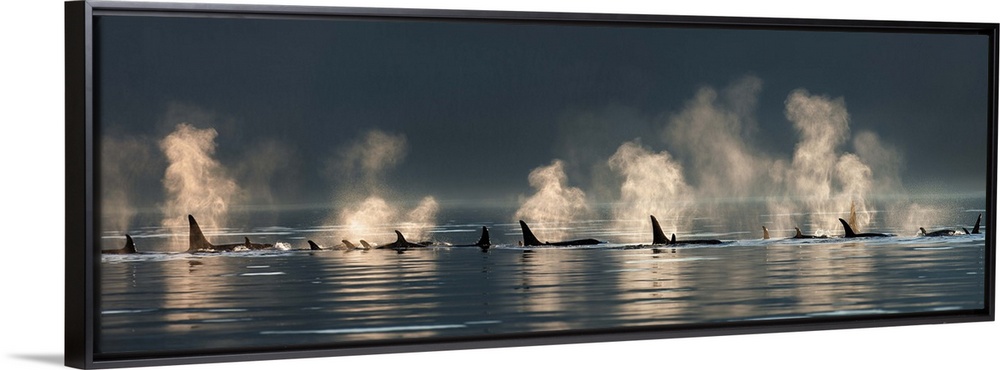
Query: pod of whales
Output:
[[962, 213, 982, 235], [188, 214, 274, 252], [106, 212, 984, 254]]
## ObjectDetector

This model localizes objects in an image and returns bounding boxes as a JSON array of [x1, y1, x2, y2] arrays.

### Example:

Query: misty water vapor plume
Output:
[[514, 160, 594, 241], [592, 77, 913, 238], [327, 130, 438, 242], [658, 77, 782, 232], [664, 77, 766, 199], [775, 89, 877, 234], [608, 141, 691, 241], [160, 123, 240, 242]]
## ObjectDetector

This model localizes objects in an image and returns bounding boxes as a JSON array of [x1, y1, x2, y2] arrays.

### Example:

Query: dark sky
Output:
[[95, 14, 991, 209]]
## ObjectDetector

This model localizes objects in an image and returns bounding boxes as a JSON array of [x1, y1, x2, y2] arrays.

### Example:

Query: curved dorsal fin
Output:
[[519, 220, 543, 246], [919, 227, 928, 236], [762, 226, 770, 240], [838, 218, 856, 237], [360, 240, 372, 249], [124, 234, 137, 253], [342, 239, 356, 249], [307, 240, 322, 250], [394, 230, 407, 243], [794, 227, 803, 238], [188, 215, 214, 251], [651, 215, 669, 244]]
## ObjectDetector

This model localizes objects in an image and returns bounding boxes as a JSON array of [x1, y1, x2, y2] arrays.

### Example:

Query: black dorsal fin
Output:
[[188, 215, 214, 251], [476, 226, 491, 248], [670, 233, 676, 244], [651, 216, 669, 244], [973, 213, 982, 234], [794, 227, 804, 238], [394, 230, 407, 244], [838, 218, 856, 237], [307, 240, 322, 250], [124, 234, 137, 253], [519, 220, 543, 246]]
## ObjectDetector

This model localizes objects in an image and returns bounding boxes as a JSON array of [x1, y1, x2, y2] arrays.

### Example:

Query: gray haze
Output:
[[95, 14, 990, 231]]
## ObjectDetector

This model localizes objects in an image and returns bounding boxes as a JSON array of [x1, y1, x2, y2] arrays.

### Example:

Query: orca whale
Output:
[[306, 239, 369, 251], [962, 213, 982, 235], [920, 227, 956, 237], [667, 233, 723, 245], [838, 218, 892, 238], [519, 220, 602, 247], [793, 227, 828, 239], [449, 226, 492, 251], [760, 225, 826, 240], [102, 234, 138, 254], [649, 215, 722, 245], [360, 240, 373, 249], [188, 214, 274, 252], [651, 215, 670, 244], [375, 230, 429, 252], [649, 215, 720, 245]]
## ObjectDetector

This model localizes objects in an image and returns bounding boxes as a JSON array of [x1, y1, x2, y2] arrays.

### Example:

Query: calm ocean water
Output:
[[97, 202, 988, 356]]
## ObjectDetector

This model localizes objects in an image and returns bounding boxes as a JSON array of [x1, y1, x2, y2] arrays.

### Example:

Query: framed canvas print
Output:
[[65, 0, 997, 368]]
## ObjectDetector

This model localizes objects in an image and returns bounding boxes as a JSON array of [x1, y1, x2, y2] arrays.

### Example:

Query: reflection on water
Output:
[[99, 224, 986, 355], [98, 199, 988, 355]]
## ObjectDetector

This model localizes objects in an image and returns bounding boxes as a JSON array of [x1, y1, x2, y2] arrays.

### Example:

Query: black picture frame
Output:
[[65, 1, 997, 369]]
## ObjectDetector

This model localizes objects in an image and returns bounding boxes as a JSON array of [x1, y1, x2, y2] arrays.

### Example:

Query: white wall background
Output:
[[1, 1, 995, 369]]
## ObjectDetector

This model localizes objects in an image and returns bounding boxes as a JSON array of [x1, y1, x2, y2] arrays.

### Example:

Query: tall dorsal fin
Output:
[[670, 233, 676, 244], [124, 234, 137, 253], [651, 215, 669, 244], [307, 240, 322, 250], [838, 218, 856, 237], [762, 226, 770, 240], [188, 215, 214, 251], [794, 227, 804, 238], [519, 220, 543, 246], [394, 230, 407, 244], [244, 237, 251, 246], [973, 213, 982, 234], [476, 226, 491, 248]]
